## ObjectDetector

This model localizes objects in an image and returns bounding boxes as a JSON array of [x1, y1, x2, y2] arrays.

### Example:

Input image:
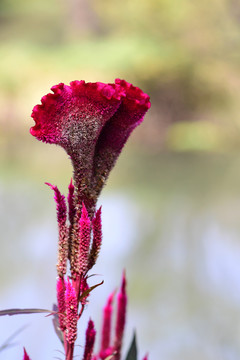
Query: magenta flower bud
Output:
[[70, 203, 91, 276], [65, 279, 78, 344], [83, 319, 96, 360], [46, 183, 68, 276], [23, 348, 31, 360], [31, 79, 151, 216], [142, 354, 149, 360], [79, 203, 91, 275], [67, 178, 75, 263], [68, 178, 75, 226], [56, 277, 67, 331], [88, 206, 102, 270], [100, 292, 114, 354], [45, 183, 67, 224], [114, 271, 127, 360]]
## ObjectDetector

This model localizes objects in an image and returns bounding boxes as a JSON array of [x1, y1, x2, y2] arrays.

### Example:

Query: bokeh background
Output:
[[2, 0, 240, 359]]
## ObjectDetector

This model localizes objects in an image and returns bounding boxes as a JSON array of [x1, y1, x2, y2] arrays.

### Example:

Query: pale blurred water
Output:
[[0, 182, 154, 360], [2, 153, 240, 359]]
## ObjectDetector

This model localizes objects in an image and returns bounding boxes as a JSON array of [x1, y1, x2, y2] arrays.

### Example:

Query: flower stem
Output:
[[66, 342, 74, 360]]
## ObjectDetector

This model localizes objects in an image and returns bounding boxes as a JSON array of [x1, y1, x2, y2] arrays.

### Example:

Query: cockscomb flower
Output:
[[28, 79, 150, 360], [30, 79, 151, 216]]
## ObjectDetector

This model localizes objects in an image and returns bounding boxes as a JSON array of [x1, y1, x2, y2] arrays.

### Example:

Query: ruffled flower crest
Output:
[[31, 79, 150, 216]]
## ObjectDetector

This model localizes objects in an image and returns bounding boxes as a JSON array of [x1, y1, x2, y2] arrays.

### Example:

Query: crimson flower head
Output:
[[31, 79, 150, 215]]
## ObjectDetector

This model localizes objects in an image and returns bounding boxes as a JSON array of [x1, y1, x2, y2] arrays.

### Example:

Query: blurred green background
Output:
[[2, 0, 240, 359]]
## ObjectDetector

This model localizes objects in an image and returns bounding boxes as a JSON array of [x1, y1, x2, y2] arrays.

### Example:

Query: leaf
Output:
[[125, 331, 138, 360], [0, 308, 52, 316], [79, 280, 104, 301], [52, 304, 64, 347]]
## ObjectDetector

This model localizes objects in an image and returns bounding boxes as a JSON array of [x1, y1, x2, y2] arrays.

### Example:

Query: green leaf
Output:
[[125, 331, 138, 360], [79, 280, 104, 301]]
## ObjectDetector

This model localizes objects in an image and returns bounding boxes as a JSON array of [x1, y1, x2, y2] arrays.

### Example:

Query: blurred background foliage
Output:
[[2, 1, 240, 359], [1, 0, 240, 165]]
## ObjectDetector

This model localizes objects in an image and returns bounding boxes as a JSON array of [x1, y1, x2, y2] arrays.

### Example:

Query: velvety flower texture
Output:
[[31, 79, 151, 216]]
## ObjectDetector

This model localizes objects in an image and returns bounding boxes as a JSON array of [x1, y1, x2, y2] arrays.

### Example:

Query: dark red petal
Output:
[[92, 79, 151, 195], [30, 81, 124, 147]]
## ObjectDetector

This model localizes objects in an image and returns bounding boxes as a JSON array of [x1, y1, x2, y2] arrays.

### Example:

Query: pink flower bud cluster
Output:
[[52, 187, 103, 357], [56, 277, 67, 331], [82, 273, 148, 360], [99, 272, 127, 360]]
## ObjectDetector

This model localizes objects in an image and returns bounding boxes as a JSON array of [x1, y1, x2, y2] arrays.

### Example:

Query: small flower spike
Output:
[[65, 279, 78, 344], [79, 203, 91, 275], [68, 178, 75, 226], [83, 319, 96, 360], [142, 354, 148, 360], [113, 271, 127, 360], [67, 178, 75, 261], [30, 79, 151, 360], [23, 348, 31, 360], [56, 277, 67, 331], [46, 183, 68, 276], [46, 183, 67, 224], [100, 292, 114, 358], [88, 206, 102, 271], [70, 203, 91, 277]]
